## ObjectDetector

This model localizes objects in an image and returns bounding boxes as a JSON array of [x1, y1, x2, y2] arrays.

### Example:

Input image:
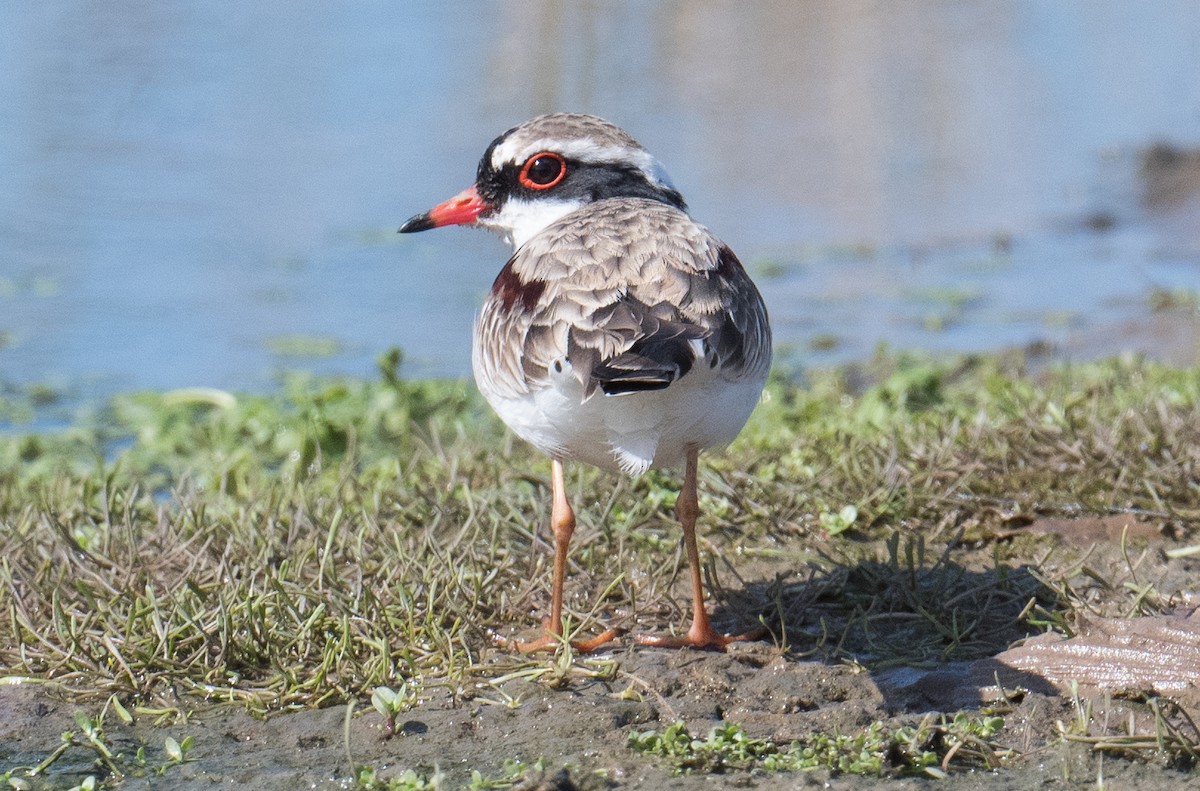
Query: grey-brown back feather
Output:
[[473, 198, 771, 402]]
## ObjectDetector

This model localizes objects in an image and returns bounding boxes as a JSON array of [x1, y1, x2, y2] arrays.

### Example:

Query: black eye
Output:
[[518, 152, 566, 189]]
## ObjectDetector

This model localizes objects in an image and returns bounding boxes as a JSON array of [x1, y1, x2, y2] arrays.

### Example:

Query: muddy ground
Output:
[[4, 516, 1199, 790], [1, 651, 1191, 791]]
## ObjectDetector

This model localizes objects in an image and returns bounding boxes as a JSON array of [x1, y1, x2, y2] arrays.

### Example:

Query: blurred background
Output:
[[1, 0, 1198, 401]]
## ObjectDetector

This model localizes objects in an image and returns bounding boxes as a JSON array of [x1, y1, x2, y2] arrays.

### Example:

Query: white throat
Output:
[[478, 197, 584, 249]]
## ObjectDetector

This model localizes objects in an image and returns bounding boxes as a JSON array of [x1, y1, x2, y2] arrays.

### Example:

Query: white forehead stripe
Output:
[[490, 137, 676, 191]]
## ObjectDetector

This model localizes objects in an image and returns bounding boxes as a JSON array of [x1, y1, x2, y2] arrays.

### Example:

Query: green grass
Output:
[[1, 348, 1198, 715], [0, 694, 197, 788], [627, 714, 1008, 776]]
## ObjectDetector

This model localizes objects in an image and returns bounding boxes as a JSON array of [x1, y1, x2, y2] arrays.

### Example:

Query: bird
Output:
[[398, 113, 771, 652]]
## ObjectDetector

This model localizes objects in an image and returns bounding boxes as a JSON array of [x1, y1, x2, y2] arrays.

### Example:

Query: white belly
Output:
[[477, 363, 766, 475]]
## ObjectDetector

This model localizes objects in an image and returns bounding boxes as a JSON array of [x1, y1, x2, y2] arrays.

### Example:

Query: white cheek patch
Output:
[[478, 197, 583, 249]]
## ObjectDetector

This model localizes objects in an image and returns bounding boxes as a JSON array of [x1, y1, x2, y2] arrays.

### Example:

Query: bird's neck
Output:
[[480, 196, 585, 249]]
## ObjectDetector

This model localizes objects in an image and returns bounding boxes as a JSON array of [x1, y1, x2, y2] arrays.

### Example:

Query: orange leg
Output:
[[637, 446, 765, 650], [509, 459, 620, 653]]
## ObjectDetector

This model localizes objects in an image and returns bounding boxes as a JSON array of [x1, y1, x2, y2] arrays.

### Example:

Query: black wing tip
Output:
[[599, 379, 673, 396]]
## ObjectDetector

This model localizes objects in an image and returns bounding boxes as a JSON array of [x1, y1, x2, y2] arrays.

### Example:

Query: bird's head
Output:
[[399, 113, 686, 249]]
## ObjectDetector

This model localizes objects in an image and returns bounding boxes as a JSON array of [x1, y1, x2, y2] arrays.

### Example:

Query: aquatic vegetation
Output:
[[0, 350, 1197, 713], [628, 715, 1008, 776]]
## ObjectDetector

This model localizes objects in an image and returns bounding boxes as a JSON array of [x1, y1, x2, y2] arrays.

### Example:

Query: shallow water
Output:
[[1, 1, 1198, 401]]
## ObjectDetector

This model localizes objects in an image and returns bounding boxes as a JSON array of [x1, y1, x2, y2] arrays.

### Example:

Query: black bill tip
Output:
[[398, 213, 435, 233]]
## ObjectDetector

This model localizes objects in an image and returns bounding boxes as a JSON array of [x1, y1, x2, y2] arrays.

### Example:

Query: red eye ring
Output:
[[518, 152, 567, 190]]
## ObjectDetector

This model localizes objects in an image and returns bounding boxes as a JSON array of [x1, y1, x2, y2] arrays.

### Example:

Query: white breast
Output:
[[476, 359, 766, 476]]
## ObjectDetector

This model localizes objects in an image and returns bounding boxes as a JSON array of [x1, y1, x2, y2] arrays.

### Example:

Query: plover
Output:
[[400, 113, 771, 651]]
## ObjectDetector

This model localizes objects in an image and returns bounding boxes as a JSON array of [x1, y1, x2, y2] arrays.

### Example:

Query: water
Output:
[[1, 1, 1198, 401]]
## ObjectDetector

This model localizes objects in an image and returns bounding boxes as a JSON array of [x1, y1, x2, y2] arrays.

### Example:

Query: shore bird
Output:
[[399, 114, 771, 651]]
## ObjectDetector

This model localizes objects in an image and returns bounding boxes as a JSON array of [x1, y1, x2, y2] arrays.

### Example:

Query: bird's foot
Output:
[[635, 624, 767, 651], [497, 620, 623, 654]]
